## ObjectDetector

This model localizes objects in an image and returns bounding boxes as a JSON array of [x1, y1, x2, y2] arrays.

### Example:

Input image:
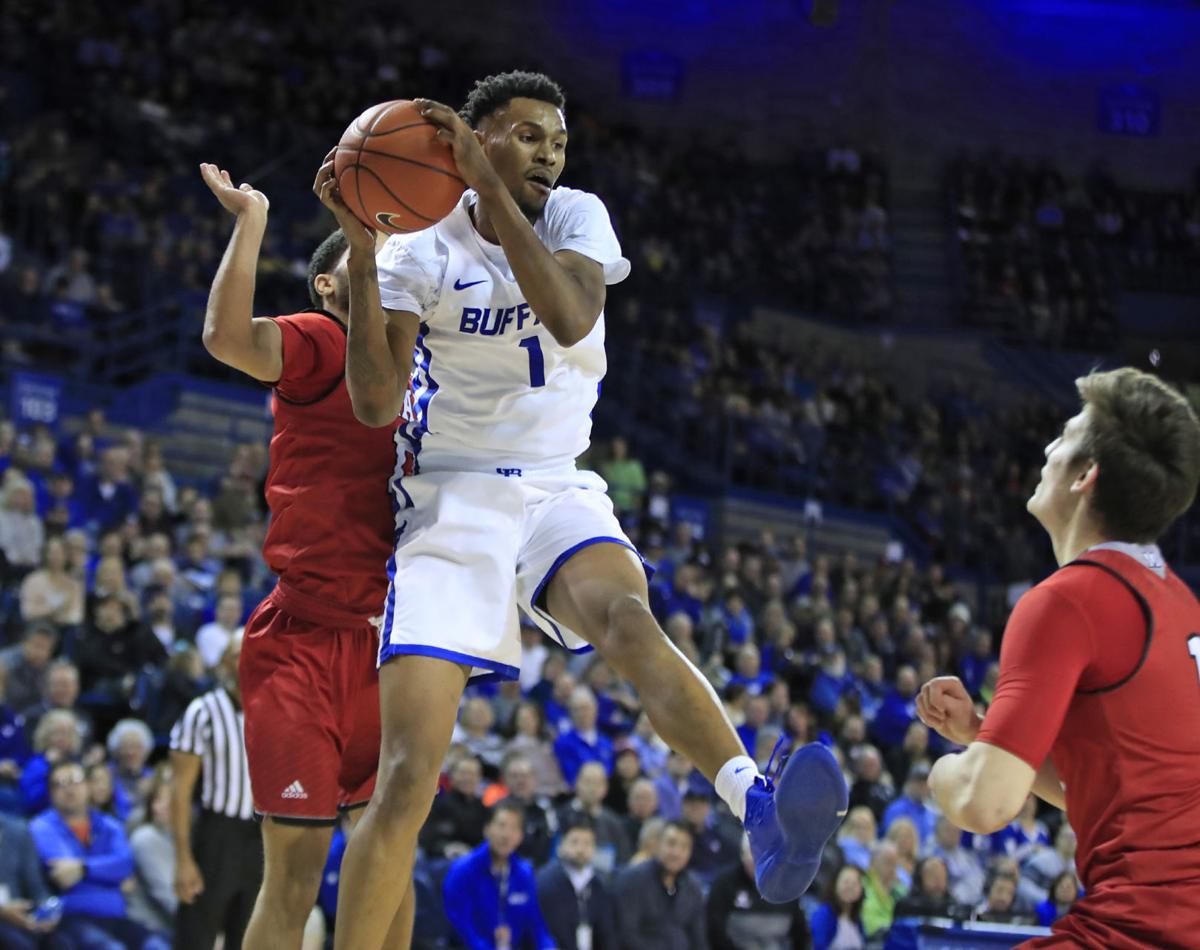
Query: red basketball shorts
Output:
[[239, 584, 382, 822]]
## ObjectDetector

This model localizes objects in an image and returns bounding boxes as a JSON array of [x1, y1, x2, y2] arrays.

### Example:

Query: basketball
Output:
[[333, 100, 467, 235]]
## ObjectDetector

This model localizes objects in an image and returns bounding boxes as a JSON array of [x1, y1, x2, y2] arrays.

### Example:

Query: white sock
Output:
[[715, 755, 760, 823]]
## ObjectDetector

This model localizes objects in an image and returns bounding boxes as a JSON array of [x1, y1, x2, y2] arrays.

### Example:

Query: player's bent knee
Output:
[[373, 751, 442, 823], [600, 594, 663, 655], [265, 869, 324, 917]]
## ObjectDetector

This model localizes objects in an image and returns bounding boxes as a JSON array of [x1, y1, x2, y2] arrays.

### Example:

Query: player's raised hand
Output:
[[916, 675, 982, 747], [312, 148, 376, 255], [200, 163, 269, 219], [414, 98, 502, 195]]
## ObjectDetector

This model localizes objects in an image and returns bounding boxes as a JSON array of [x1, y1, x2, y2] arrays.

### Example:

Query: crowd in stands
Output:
[[948, 152, 1200, 348], [5, 2, 1197, 948], [597, 316, 1079, 587], [5, 0, 1196, 583], [0, 391, 1084, 946], [0, 0, 890, 382]]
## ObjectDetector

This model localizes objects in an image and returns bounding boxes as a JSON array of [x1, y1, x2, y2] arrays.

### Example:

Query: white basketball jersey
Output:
[[377, 187, 630, 473]]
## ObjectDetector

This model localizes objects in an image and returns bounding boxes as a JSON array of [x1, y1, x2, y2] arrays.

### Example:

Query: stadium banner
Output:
[[9, 370, 63, 430]]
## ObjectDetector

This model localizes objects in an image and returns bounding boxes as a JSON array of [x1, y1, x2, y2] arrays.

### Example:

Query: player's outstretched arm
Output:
[[417, 99, 606, 348], [313, 151, 416, 426], [198, 163, 283, 381]]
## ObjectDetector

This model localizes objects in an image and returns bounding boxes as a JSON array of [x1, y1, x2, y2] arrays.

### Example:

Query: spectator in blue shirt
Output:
[[553, 687, 614, 786], [81, 447, 138, 534], [652, 751, 696, 822], [443, 799, 555, 950], [871, 665, 919, 748], [837, 805, 878, 871], [808, 649, 854, 716], [958, 630, 996, 697], [538, 670, 575, 737], [717, 591, 754, 648], [988, 794, 1050, 862], [20, 711, 83, 817], [84, 763, 131, 824], [29, 760, 169, 950], [810, 864, 866, 950], [726, 644, 771, 696], [626, 712, 668, 782], [660, 563, 705, 627], [852, 654, 888, 722], [0, 812, 72, 950], [581, 660, 639, 738], [735, 695, 769, 757], [926, 816, 985, 908], [881, 763, 938, 845], [1035, 871, 1080, 927]]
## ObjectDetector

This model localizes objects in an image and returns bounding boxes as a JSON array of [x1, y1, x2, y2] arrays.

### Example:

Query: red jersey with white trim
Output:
[[977, 544, 1200, 949], [261, 310, 398, 620]]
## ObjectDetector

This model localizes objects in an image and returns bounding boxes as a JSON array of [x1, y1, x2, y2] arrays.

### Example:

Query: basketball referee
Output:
[[169, 634, 263, 949]]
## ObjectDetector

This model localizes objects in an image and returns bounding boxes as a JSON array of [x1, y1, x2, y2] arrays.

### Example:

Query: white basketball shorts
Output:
[[377, 466, 647, 682]]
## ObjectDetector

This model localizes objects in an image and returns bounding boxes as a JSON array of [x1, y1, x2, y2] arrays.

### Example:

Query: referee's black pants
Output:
[[176, 811, 264, 950]]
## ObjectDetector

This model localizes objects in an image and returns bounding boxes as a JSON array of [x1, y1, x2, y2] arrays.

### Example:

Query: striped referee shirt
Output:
[[169, 686, 254, 821]]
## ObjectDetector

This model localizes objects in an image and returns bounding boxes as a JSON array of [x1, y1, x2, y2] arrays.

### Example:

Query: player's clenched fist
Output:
[[916, 676, 982, 747]]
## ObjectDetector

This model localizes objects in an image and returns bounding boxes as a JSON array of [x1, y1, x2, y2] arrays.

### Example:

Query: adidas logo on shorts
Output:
[[281, 781, 308, 800]]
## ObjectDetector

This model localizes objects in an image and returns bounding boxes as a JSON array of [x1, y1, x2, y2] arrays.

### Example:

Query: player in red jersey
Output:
[[917, 367, 1200, 949], [197, 164, 412, 949]]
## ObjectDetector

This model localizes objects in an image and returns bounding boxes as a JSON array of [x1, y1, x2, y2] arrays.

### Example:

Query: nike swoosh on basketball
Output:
[[454, 277, 486, 290]]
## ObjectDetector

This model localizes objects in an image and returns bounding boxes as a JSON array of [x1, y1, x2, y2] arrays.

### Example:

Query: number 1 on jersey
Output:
[[520, 336, 545, 388], [1190, 635, 1200, 683]]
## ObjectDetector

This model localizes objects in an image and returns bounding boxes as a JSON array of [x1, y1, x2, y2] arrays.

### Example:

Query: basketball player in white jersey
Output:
[[314, 71, 847, 950]]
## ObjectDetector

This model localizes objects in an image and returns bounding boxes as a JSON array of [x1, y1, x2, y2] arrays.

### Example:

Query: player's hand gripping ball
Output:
[[333, 100, 467, 234]]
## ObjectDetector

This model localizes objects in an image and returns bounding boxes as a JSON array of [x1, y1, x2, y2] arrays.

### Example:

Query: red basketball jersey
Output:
[[261, 310, 398, 621], [996, 547, 1200, 948], [1047, 548, 1200, 943]]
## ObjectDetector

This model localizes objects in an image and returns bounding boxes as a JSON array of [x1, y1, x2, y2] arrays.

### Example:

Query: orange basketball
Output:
[[333, 100, 467, 235]]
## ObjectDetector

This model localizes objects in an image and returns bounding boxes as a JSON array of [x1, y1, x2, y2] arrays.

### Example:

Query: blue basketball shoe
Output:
[[744, 740, 849, 903]]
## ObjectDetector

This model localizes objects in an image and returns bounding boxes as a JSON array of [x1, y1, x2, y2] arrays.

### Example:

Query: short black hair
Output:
[[307, 230, 348, 308], [460, 70, 566, 129], [489, 797, 527, 826], [662, 819, 694, 841], [560, 813, 597, 838]]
